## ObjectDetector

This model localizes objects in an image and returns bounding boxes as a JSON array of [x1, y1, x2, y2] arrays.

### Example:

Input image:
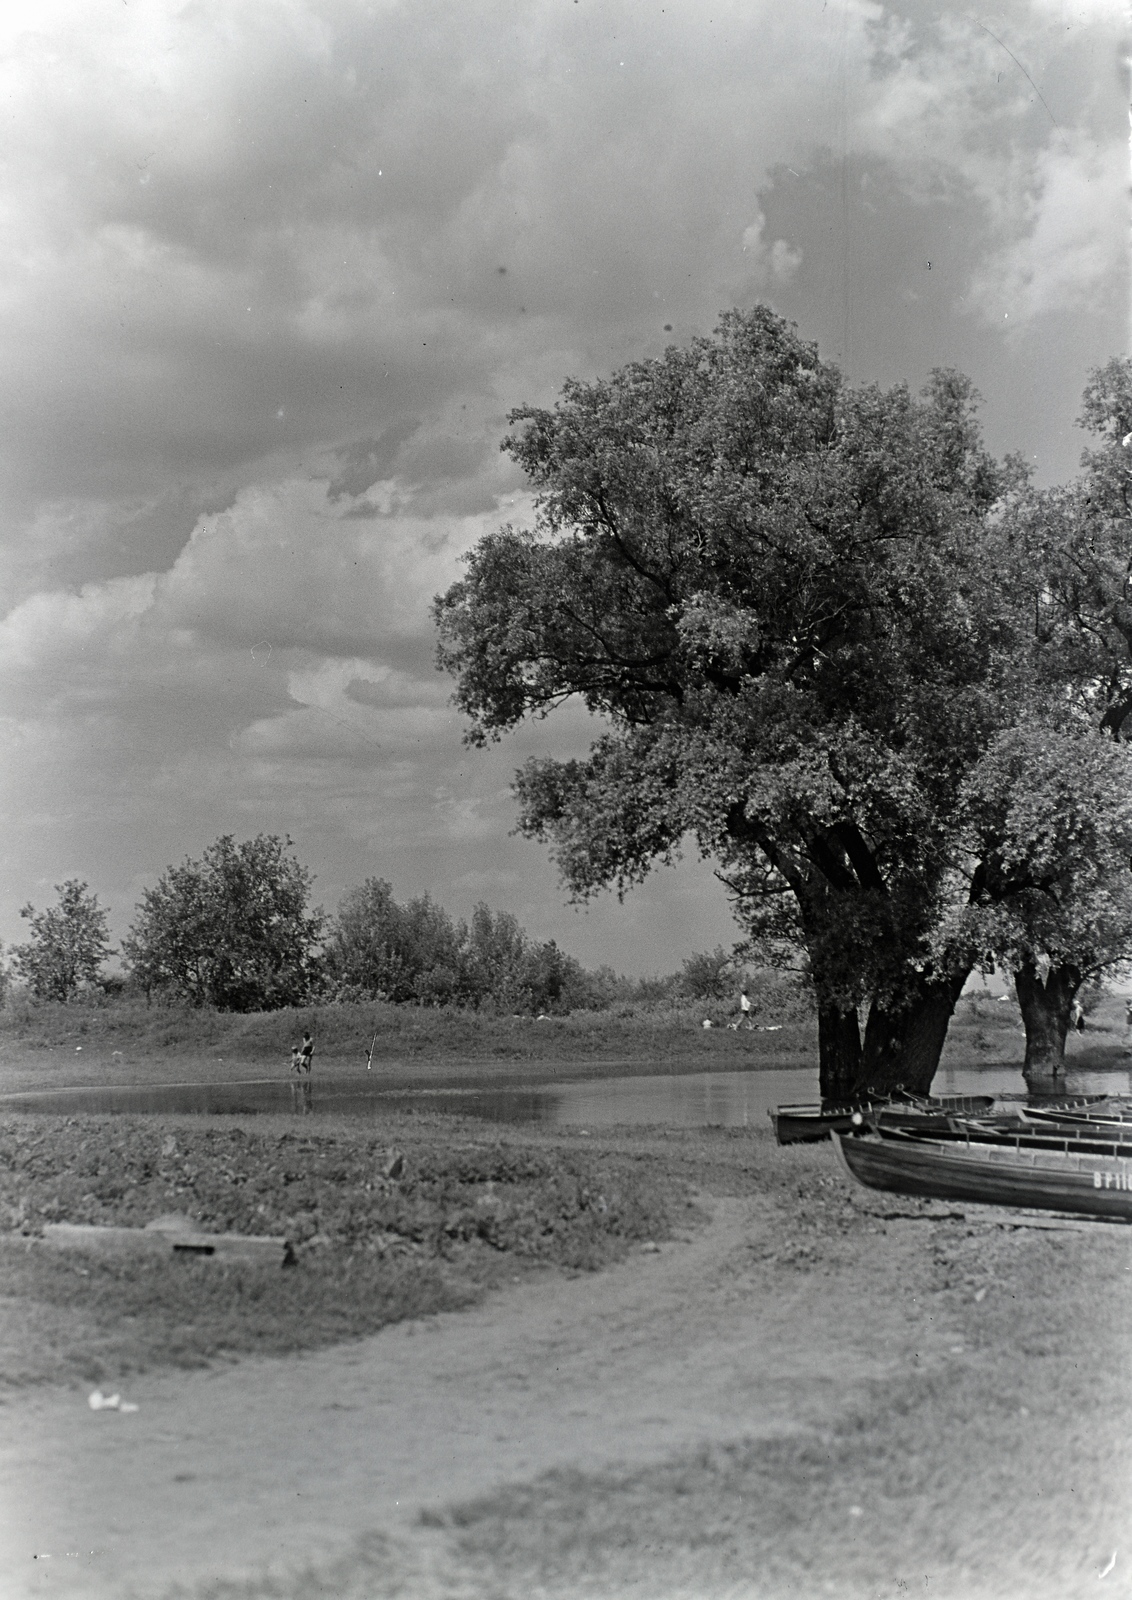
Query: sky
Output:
[[0, 0, 1127, 976]]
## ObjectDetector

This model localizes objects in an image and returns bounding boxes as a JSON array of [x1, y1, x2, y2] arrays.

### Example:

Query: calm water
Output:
[[3, 1062, 1130, 1128]]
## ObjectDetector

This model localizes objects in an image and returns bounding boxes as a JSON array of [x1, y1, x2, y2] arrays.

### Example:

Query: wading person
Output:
[[298, 1030, 314, 1074]]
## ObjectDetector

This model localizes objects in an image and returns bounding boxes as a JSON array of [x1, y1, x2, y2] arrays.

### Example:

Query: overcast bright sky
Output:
[[0, 0, 1126, 975]]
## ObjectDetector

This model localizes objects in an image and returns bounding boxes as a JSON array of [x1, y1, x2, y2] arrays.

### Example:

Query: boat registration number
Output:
[[1093, 1170, 1132, 1190]]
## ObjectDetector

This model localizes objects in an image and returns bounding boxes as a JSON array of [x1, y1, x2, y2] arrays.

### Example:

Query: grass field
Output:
[[3, 990, 1131, 1598]]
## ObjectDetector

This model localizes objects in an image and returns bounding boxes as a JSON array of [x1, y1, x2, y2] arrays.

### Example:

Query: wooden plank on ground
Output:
[[41, 1221, 290, 1263]]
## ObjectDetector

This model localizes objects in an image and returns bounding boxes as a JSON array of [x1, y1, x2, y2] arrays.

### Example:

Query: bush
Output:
[[678, 947, 735, 1001], [10, 882, 112, 1002], [325, 887, 601, 1015], [122, 835, 323, 1012]]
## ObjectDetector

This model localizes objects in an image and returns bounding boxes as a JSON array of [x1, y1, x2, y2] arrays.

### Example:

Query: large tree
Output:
[[11, 880, 112, 1002], [977, 357, 1132, 1071], [122, 835, 323, 1011], [938, 721, 1132, 1080], [435, 308, 1025, 1098], [1026, 356, 1132, 739]]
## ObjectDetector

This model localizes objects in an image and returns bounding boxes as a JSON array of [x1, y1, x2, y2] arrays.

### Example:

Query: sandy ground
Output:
[[0, 1190, 972, 1600]]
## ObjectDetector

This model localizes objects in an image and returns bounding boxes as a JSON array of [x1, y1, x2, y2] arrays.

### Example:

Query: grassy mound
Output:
[[0, 1111, 693, 1389]]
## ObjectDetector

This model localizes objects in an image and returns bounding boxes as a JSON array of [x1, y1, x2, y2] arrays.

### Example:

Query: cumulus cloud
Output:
[[741, 211, 804, 285], [854, 4, 1127, 330], [968, 138, 1128, 325], [0, 0, 1125, 970], [0, 474, 491, 722]]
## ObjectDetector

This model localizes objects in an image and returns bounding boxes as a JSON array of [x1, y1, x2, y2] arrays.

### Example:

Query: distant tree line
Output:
[[2, 840, 768, 1017], [325, 878, 598, 1013]]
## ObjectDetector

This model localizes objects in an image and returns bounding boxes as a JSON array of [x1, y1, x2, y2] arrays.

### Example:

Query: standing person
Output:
[[298, 1030, 314, 1074], [289, 1046, 302, 1075], [1124, 999, 1132, 1051], [739, 989, 754, 1030], [1070, 999, 1085, 1034]]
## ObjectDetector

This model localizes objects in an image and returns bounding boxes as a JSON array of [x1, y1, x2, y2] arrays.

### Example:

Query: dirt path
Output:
[[1, 1195, 958, 1599]]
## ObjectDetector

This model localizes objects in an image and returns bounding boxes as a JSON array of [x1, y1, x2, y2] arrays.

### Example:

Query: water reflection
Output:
[[931, 1065, 1132, 1102], [289, 1077, 313, 1116], [3, 1062, 1130, 1128]]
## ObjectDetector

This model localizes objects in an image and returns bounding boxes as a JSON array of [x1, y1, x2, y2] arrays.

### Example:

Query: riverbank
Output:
[[0, 996, 817, 1097], [2, 988, 1129, 1100], [2, 1112, 1129, 1598]]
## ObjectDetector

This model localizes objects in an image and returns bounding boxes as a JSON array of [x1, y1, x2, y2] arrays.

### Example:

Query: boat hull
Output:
[[835, 1130, 1132, 1220], [771, 1106, 870, 1143]]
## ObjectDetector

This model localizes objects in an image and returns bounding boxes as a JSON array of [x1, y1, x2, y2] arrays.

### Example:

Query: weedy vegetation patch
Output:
[[0, 1112, 692, 1390]]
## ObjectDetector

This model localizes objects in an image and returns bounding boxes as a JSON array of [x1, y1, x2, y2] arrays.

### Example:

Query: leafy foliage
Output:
[[435, 307, 1023, 1093], [678, 946, 736, 1001], [947, 370, 1132, 1071], [945, 720, 1132, 987], [326, 879, 462, 1004], [121, 835, 323, 1012], [10, 881, 112, 1002], [1007, 356, 1132, 737], [324, 879, 596, 1013]]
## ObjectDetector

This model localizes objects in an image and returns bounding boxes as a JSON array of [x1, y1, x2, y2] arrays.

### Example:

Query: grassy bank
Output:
[[0, 993, 820, 1095], [4, 1106, 1130, 1597], [2, 986, 1131, 1099], [0, 1110, 696, 1390], [0, 1108, 935, 1394]]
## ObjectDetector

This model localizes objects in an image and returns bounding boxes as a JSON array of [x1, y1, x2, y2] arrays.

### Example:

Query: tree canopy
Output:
[[937, 719, 1132, 1070], [1026, 357, 1132, 739], [324, 878, 593, 1014], [937, 358, 1132, 1075], [122, 835, 323, 1011], [436, 307, 1032, 1096], [11, 880, 112, 1002]]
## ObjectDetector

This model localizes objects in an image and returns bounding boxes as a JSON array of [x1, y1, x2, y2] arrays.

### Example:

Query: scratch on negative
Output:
[[972, 17, 1073, 158]]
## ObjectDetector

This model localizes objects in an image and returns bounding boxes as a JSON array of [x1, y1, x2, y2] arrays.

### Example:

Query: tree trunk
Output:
[[857, 971, 970, 1098], [1014, 961, 1081, 1085], [893, 976, 968, 1094], [817, 1000, 863, 1104], [816, 973, 968, 1102]]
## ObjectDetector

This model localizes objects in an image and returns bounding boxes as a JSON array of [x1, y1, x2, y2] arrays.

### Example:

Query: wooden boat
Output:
[[894, 1118, 1132, 1160], [835, 1127, 1132, 1220], [770, 1092, 995, 1145], [770, 1100, 885, 1144], [1023, 1102, 1132, 1132]]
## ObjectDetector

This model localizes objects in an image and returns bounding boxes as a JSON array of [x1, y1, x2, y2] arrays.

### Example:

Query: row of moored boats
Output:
[[771, 1092, 1132, 1221]]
